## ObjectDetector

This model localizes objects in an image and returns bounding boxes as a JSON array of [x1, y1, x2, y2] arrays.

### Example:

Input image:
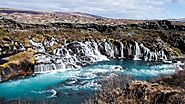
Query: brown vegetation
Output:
[[153, 69, 185, 89], [0, 48, 35, 69], [85, 68, 185, 104]]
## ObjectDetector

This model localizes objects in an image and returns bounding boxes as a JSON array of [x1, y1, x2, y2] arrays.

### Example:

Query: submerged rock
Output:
[[110, 66, 123, 71]]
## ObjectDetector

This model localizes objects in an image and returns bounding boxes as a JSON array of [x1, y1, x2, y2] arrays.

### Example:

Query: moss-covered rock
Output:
[[0, 48, 35, 81]]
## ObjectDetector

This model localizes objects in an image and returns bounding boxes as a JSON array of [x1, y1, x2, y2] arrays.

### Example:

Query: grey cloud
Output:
[[0, 0, 184, 19]]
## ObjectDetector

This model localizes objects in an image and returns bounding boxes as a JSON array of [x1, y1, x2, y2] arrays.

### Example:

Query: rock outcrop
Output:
[[0, 48, 35, 82]]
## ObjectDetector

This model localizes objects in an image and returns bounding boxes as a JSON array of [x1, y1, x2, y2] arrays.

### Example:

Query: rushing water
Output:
[[0, 59, 178, 104]]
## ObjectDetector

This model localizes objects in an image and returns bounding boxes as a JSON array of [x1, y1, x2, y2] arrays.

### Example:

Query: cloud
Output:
[[0, 0, 184, 19]]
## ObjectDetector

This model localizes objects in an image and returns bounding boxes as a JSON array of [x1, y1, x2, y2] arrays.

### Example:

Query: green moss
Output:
[[46, 44, 61, 53], [165, 46, 182, 57], [0, 48, 35, 69]]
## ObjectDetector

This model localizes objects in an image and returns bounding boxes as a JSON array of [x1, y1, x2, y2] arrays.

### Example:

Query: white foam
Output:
[[110, 65, 123, 71], [129, 68, 175, 76], [48, 89, 57, 98], [133, 42, 141, 60]]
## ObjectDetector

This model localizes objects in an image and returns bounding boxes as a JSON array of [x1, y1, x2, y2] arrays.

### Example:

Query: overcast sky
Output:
[[0, 0, 185, 19]]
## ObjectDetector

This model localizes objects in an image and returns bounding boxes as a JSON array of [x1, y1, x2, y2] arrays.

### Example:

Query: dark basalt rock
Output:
[[2, 17, 185, 33], [169, 34, 185, 53], [67, 42, 84, 56], [0, 62, 34, 82], [113, 41, 121, 57], [131, 20, 185, 31]]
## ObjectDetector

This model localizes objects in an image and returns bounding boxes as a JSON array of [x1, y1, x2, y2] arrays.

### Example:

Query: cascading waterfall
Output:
[[104, 41, 114, 58], [55, 63, 66, 70], [158, 50, 167, 60], [70, 41, 109, 64], [51, 41, 108, 69], [34, 64, 57, 73], [29, 38, 169, 73], [120, 42, 124, 58], [84, 41, 108, 62], [127, 43, 132, 56], [64, 39, 67, 47], [148, 51, 158, 61], [53, 46, 80, 69], [140, 43, 167, 61], [43, 37, 57, 47], [140, 43, 150, 61], [29, 39, 45, 53], [133, 42, 141, 60], [34, 63, 66, 73], [19, 43, 26, 51]]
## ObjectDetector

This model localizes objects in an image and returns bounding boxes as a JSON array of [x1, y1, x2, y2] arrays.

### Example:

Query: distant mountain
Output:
[[55, 12, 103, 18], [0, 8, 44, 14], [0, 8, 103, 19], [168, 18, 185, 22]]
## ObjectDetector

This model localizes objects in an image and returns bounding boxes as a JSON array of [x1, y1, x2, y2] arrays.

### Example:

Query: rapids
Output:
[[0, 59, 179, 104]]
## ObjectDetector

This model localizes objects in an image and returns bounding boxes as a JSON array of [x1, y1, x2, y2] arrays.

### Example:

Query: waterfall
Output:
[[63, 48, 71, 58], [34, 63, 66, 73], [81, 41, 108, 62], [43, 37, 57, 47], [49, 37, 56, 46], [104, 41, 114, 58], [148, 51, 158, 61], [158, 50, 167, 61], [91, 41, 108, 61], [0, 74, 1, 82], [140, 43, 150, 61], [34, 64, 54, 73], [19, 43, 26, 51], [133, 42, 141, 60], [120, 42, 124, 58], [127, 44, 132, 56], [154, 51, 158, 61], [140, 43, 168, 61], [64, 39, 67, 47], [53, 48, 62, 56], [29, 39, 45, 53], [33, 38, 169, 73], [13, 46, 17, 51], [52, 41, 108, 69], [55, 63, 66, 70], [54, 47, 78, 68], [110, 42, 115, 58], [35, 54, 51, 64]]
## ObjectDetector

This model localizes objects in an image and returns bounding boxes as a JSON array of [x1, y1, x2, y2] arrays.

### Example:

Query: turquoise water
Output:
[[0, 59, 177, 104]]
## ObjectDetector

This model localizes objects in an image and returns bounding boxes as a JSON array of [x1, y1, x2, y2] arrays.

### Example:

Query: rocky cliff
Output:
[[0, 10, 185, 81]]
